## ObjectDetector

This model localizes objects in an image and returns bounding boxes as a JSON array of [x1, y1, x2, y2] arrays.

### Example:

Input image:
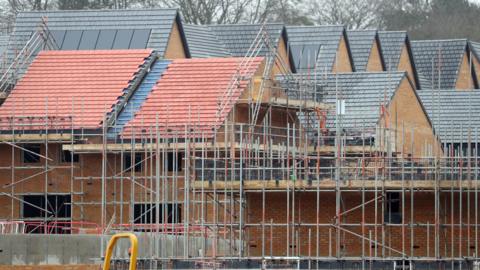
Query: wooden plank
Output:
[[63, 142, 377, 154], [63, 142, 215, 152], [268, 97, 331, 110], [192, 179, 480, 191], [239, 94, 331, 110], [0, 133, 74, 142]]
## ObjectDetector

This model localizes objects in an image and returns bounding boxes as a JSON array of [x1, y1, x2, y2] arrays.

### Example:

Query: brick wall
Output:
[[1, 142, 478, 260], [246, 191, 479, 258], [0, 143, 186, 227]]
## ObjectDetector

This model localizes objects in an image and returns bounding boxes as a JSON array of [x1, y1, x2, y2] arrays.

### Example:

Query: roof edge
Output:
[[173, 11, 191, 58], [18, 8, 178, 14], [341, 27, 356, 72], [403, 72, 439, 138], [374, 31, 386, 72], [404, 34, 421, 90], [281, 26, 297, 73]]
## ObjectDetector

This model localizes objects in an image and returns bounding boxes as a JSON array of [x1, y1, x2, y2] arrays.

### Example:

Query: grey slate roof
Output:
[[418, 89, 480, 143], [417, 73, 433, 90], [321, 72, 405, 130], [469, 40, 480, 63], [9, 9, 182, 61], [0, 35, 8, 69], [207, 23, 284, 57], [347, 30, 382, 72], [378, 31, 407, 70], [378, 31, 421, 89], [183, 24, 231, 58], [280, 72, 408, 131], [286, 25, 347, 73], [411, 39, 468, 89], [0, 35, 9, 56]]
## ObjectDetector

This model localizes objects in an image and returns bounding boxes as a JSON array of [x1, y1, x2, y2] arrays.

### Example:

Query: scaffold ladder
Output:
[[0, 16, 58, 94]]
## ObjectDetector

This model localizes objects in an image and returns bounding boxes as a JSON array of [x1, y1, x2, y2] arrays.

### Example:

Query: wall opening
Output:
[[22, 194, 71, 234], [133, 203, 182, 226], [124, 153, 142, 172], [167, 152, 183, 172], [384, 192, 402, 224], [22, 144, 41, 163], [61, 150, 79, 163]]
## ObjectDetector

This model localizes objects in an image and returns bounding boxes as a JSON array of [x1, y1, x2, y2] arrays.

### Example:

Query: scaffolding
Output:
[[0, 23, 479, 270]]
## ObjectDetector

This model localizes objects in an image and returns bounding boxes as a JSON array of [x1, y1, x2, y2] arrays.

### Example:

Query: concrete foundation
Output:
[[0, 233, 234, 265]]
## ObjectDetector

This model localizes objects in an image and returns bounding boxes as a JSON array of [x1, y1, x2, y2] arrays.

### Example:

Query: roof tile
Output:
[[347, 30, 378, 72], [8, 9, 178, 63], [378, 31, 407, 70], [279, 72, 407, 131], [208, 24, 284, 57], [122, 57, 263, 137], [411, 39, 467, 89], [418, 89, 480, 143], [286, 25, 345, 72], [183, 24, 231, 58], [0, 49, 152, 130]]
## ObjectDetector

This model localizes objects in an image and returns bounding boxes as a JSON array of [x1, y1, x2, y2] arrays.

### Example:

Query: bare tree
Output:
[[7, 0, 51, 12], [138, 0, 255, 24], [139, 0, 308, 24], [258, 0, 311, 24], [0, 0, 53, 31], [309, 0, 382, 29], [0, 0, 309, 26], [378, 0, 431, 32], [379, 0, 480, 41]]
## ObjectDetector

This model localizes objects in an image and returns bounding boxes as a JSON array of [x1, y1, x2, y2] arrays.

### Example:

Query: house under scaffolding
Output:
[[0, 19, 479, 270]]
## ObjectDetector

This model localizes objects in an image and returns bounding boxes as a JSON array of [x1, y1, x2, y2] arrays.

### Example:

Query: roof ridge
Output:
[[40, 49, 153, 55], [333, 71, 405, 75], [347, 29, 378, 33], [20, 8, 178, 14], [184, 24, 207, 27], [419, 88, 479, 92], [287, 25, 344, 28], [208, 23, 284, 27], [378, 30, 407, 33], [171, 57, 264, 64], [412, 38, 468, 43]]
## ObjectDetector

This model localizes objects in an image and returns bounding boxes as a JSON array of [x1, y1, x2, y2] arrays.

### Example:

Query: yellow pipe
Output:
[[102, 233, 138, 270]]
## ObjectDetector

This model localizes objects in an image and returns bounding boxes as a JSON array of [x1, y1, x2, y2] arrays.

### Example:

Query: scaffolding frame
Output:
[[0, 23, 478, 270]]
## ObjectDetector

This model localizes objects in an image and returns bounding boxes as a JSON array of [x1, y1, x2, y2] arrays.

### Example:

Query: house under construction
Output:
[[0, 8, 479, 270]]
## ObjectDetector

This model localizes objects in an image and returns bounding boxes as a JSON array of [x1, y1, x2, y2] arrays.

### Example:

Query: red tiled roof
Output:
[[0, 49, 152, 130], [123, 57, 263, 137]]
